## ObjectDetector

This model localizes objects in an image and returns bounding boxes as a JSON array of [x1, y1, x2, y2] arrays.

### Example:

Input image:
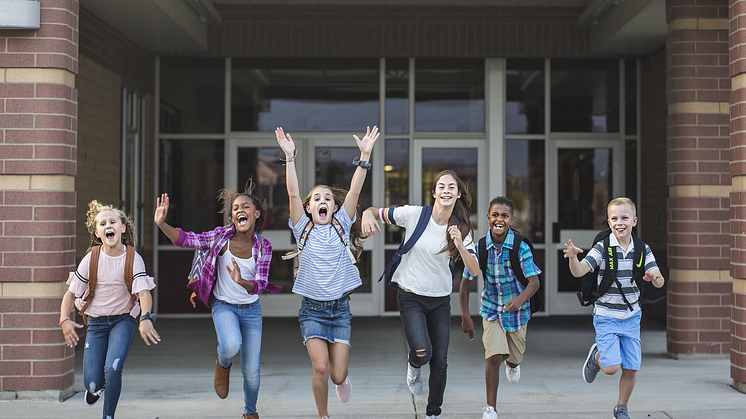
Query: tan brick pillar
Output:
[[0, 1, 78, 400], [666, 0, 733, 358], [729, 0, 746, 393]]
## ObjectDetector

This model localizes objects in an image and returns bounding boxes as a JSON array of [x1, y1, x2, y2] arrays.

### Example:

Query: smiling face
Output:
[[231, 195, 260, 233], [607, 202, 637, 245], [487, 203, 514, 245], [432, 174, 462, 209], [305, 186, 338, 225], [94, 209, 125, 250]]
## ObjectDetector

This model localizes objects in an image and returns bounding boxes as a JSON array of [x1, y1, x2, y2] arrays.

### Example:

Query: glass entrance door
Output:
[[547, 140, 623, 314]]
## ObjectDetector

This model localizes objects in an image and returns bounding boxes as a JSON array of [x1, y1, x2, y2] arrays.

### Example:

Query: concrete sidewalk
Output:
[[1, 315, 743, 418]]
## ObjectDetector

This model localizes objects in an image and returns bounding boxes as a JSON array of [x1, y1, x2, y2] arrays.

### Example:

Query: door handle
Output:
[[552, 222, 559, 243]]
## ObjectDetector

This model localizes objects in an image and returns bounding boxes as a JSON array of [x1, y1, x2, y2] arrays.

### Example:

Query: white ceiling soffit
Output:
[[79, 0, 221, 52], [0, 0, 41, 29], [581, 0, 667, 55]]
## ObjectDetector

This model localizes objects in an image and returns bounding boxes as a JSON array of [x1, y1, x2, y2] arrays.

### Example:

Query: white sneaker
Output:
[[425, 416, 440, 419], [406, 363, 423, 395], [506, 364, 521, 383], [482, 405, 498, 419]]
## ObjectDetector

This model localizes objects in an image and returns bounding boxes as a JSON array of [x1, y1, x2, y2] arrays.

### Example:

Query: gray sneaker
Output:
[[613, 404, 630, 419], [407, 362, 423, 395], [582, 343, 600, 383]]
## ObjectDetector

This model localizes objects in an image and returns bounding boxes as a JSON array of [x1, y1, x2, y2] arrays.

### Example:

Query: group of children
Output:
[[59, 125, 664, 419]]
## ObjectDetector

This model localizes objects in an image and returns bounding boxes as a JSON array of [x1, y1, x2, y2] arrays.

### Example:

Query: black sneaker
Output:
[[84, 389, 101, 405], [582, 343, 600, 383]]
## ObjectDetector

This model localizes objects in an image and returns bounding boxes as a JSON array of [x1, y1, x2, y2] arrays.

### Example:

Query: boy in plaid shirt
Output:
[[459, 196, 541, 419]]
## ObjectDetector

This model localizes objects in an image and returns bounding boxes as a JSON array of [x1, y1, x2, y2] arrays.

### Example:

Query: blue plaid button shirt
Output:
[[463, 229, 541, 332]]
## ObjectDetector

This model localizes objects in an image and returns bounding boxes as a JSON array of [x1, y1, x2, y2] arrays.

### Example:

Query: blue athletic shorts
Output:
[[593, 310, 642, 370], [298, 294, 352, 346]]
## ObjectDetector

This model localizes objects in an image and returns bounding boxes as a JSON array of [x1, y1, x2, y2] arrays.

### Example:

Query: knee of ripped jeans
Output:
[[415, 349, 427, 357]]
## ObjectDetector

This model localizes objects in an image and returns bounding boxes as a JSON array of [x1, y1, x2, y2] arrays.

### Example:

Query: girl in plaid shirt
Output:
[[154, 180, 279, 419]]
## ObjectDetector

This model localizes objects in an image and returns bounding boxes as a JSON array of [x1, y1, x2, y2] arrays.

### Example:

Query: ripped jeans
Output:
[[397, 290, 451, 417], [83, 313, 137, 419]]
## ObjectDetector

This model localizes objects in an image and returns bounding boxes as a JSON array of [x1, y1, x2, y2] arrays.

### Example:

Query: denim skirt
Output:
[[298, 294, 352, 346]]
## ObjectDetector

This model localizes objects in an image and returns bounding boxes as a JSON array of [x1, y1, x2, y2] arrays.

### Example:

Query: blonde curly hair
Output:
[[85, 200, 136, 253]]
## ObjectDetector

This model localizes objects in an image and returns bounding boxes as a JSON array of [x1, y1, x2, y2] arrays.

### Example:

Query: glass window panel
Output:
[[159, 140, 224, 244], [551, 59, 619, 133], [237, 147, 289, 231], [557, 249, 581, 292], [506, 140, 545, 244], [415, 59, 484, 132], [626, 59, 637, 135], [231, 58, 379, 132], [506, 59, 545, 135], [160, 57, 225, 134], [626, 140, 637, 205], [315, 146, 372, 219], [384, 139, 409, 245], [557, 148, 612, 231], [386, 58, 409, 135]]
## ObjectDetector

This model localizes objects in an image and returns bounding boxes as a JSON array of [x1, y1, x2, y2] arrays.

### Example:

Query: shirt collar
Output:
[[487, 229, 515, 251], [609, 233, 634, 253]]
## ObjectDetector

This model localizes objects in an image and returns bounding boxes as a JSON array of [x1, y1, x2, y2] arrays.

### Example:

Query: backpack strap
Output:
[[79, 246, 101, 324], [478, 236, 488, 282], [509, 230, 529, 288], [598, 235, 636, 311], [282, 220, 315, 260], [124, 245, 135, 291], [400, 206, 433, 255]]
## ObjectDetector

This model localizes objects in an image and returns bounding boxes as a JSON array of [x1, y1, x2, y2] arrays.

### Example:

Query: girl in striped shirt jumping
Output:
[[275, 125, 378, 419]]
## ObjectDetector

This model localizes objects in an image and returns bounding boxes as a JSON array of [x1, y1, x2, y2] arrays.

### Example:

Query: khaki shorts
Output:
[[482, 318, 528, 364]]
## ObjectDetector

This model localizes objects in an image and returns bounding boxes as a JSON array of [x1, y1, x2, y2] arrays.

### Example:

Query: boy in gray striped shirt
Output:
[[564, 197, 665, 419]]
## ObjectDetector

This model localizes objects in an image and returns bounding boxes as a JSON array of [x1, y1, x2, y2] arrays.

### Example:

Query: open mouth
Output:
[[319, 207, 328, 217], [237, 214, 248, 226], [105, 231, 115, 239]]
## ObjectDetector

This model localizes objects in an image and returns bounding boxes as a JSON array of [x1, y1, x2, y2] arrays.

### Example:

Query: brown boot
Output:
[[243, 414, 259, 419], [214, 355, 230, 399]]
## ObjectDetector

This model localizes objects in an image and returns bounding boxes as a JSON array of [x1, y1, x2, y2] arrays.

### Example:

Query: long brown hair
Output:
[[302, 185, 365, 259], [84, 200, 137, 254], [218, 176, 268, 234], [431, 170, 473, 260]]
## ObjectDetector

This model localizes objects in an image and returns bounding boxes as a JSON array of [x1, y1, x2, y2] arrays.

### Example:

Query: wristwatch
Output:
[[140, 312, 156, 323]]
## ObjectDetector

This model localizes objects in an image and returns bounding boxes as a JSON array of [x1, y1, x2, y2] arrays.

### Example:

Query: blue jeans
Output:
[[83, 314, 137, 419], [397, 290, 451, 417], [211, 298, 263, 415]]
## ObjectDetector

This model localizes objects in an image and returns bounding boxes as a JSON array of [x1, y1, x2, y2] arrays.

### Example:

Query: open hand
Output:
[[275, 127, 296, 158], [154, 193, 169, 226], [563, 239, 583, 259], [61, 319, 84, 348], [226, 257, 243, 285], [353, 126, 379, 156], [361, 210, 381, 237], [139, 320, 161, 346]]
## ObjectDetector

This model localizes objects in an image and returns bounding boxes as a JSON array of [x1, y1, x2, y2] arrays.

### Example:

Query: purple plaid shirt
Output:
[[174, 225, 280, 305]]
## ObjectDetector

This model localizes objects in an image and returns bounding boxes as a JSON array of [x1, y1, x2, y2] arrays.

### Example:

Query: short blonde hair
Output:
[[607, 197, 636, 218]]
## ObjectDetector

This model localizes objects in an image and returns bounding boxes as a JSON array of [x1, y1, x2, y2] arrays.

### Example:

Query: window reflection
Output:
[[385, 139, 409, 245], [506, 140, 545, 244], [557, 148, 612, 230], [506, 59, 545, 135], [551, 59, 619, 133], [231, 58, 379, 132], [415, 59, 484, 132], [159, 140, 224, 244], [237, 147, 288, 231], [386, 58, 409, 134], [160, 58, 225, 134]]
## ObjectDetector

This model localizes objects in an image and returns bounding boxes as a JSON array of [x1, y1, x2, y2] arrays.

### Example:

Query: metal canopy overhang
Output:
[[79, 0, 221, 52], [579, 0, 667, 55]]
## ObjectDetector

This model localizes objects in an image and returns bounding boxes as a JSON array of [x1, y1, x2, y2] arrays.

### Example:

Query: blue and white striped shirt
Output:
[[582, 234, 658, 319], [290, 204, 361, 301]]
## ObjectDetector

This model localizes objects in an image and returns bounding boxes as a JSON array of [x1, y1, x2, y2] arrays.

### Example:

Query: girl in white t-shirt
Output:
[[361, 170, 480, 419], [275, 125, 378, 419], [59, 200, 160, 419]]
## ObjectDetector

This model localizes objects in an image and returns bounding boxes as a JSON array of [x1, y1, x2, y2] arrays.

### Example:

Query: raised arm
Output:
[[344, 126, 379, 219], [154, 193, 181, 243], [563, 239, 591, 277], [276, 127, 304, 226]]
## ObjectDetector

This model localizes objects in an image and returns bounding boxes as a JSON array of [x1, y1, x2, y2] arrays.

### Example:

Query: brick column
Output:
[[0, 1, 78, 400], [729, 0, 746, 394], [666, 0, 733, 357]]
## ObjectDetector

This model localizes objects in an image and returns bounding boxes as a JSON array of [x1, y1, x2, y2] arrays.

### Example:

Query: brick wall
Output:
[[666, 0, 732, 357], [0, 0, 79, 398], [729, 0, 746, 393], [206, 4, 592, 58]]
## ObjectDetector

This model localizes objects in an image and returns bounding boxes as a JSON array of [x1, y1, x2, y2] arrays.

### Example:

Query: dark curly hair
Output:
[[218, 177, 268, 234]]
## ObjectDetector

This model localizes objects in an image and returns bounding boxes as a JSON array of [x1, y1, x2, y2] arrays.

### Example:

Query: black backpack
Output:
[[477, 229, 543, 314], [576, 227, 647, 310]]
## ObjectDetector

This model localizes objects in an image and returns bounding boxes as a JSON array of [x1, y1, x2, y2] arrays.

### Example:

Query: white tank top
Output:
[[214, 240, 258, 305]]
